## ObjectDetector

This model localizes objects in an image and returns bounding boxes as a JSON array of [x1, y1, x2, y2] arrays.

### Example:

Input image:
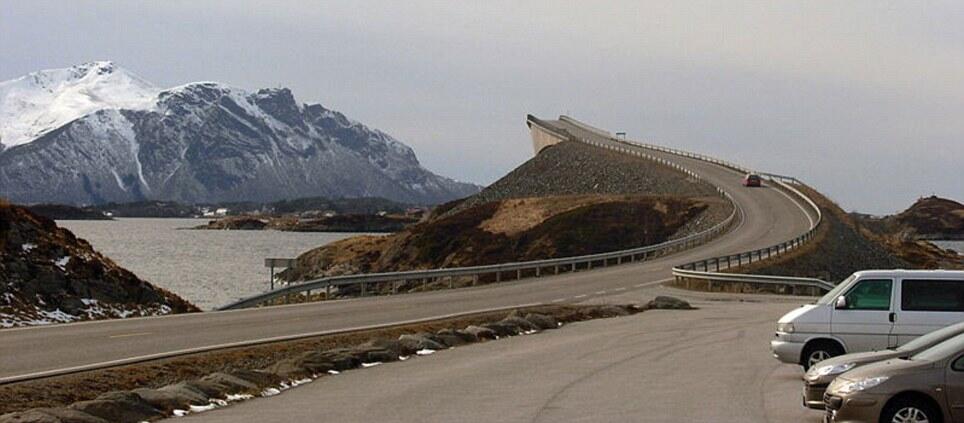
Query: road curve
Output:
[[0, 120, 813, 383]]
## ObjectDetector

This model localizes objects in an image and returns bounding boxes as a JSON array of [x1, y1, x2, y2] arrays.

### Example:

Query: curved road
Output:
[[0, 118, 813, 385]]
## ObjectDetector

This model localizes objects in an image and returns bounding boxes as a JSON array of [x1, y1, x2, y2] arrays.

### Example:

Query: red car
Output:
[[742, 173, 762, 187]]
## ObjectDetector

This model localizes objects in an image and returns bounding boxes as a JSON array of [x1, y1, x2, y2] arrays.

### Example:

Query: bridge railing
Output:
[[556, 116, 832, 295], [222, 116, 830, 310], [221, 199, 737, 309]]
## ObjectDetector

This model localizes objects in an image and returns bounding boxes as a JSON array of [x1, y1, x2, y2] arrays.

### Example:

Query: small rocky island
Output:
[[193, 213, 421, 232]]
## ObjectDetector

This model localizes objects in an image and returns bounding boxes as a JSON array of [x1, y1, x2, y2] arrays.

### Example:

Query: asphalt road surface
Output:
[[180, 287, 823, 423], [0, 123, 814, 384]]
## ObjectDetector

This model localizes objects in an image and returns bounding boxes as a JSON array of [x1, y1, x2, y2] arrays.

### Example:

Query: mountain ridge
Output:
[[0, 62, 480, 205]]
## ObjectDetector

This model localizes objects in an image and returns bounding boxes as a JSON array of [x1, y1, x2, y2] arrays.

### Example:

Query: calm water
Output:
[[933, 240, 964, 255], [59, 218, 361, 310]]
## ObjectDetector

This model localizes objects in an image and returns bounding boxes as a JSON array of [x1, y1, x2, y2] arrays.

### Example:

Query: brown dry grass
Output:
[[479, 194, 648, 236]]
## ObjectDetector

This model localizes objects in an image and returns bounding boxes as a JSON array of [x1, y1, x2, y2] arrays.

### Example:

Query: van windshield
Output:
[[816, 275, 855, 305]]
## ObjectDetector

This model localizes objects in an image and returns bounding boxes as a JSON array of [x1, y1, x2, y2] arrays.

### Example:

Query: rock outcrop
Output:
[[0, 201, 197, 327]]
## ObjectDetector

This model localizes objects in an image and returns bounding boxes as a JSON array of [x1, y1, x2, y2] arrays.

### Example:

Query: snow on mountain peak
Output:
[[0, 61, 159, 147]]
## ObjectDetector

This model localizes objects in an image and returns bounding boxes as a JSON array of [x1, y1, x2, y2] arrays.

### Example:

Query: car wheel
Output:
[[801, 341, 844, 370], [881, 397, 942, 423]]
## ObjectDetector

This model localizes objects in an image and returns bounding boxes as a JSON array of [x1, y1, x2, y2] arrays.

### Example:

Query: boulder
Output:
[[159, 381, 216, 402], [500, 315, 538, 332], [199, 372, 260, 394], [482, 321, 520, 337], [433, 331, 467, 347], [439, 328, 479, 343], [588, 305, 632, 317], [0, 408, 108, 423], [398, 333, 446, 351], [69, 392, 164, 423], [228, 369, 283, 388], [462, 325, 497, 340], [647, 296, 693, 310], [358, 338, 412, 356], [306, 350, 359, 371], [262, 358, 311, 379], [130, 387, 204, 412], [524, 313, 559, 330]]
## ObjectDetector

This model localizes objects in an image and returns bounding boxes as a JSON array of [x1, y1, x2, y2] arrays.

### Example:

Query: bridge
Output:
[[0, 116, 820, 420]]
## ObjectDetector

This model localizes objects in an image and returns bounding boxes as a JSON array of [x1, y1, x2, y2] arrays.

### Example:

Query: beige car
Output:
[[824, 332, 964, 423], [805, 321, 964, 410]]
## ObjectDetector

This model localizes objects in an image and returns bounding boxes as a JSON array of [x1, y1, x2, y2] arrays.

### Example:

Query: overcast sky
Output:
[[2, 1, 961, 214]]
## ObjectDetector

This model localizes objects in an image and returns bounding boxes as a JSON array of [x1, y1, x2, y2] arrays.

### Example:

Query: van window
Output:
[[844, 279, 892, 310], [902, 279, 964, 312]]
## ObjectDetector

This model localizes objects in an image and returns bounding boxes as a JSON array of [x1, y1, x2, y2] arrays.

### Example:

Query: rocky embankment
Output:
[[194, 214, 419, 232], [0, 298, 690, 421], [0, 201, 197, 327], [854, 196, 963, 241], [721, 188, 961, 284], [282, 141, 731, 288]]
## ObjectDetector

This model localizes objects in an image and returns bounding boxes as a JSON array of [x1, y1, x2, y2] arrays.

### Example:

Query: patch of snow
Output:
[[290, 378, 312, 387], [171, 409, 188, 417], [225, 393, 253, 402], [398, 355, 409, 361], [361, 362, 382, 368], [188, 403, 218, 413], [20, 243, 36, 252], [260, 387, 282, 397], [327, 370, 340, 375], [0, 61, 159, 148], [415, 349, 435, 356], [54, 256, 70, 270]]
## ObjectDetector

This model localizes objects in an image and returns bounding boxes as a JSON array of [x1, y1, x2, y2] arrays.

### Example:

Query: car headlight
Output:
[[808, 362, 856, 379], [777, 322, 795, 333], [834, 376, 889, 394]]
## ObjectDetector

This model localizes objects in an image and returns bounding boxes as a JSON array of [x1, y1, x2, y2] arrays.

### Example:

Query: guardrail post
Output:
[[588, 261, 592, 270], [448, 277, 454, 289], [516, 269, 522, 280], [393, 280, 399, 294], [554, 265, 559, 274], [496, 272, 501, 282], [326, 283, 331, 299], [472, 274, 479, 286], [536, 267, 541, 277], [361, 282, 367, 296]]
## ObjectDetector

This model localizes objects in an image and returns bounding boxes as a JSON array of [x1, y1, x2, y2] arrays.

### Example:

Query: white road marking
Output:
[[551, 298, 566, 303], [108, 332, 152, 339], [595, 291, 607, 295], [574, 295, 587, 299], [614, 287, 627, 292]]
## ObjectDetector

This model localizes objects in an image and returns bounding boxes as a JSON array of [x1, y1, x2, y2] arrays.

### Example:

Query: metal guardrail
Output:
[[222, 116, 829, 309], [555, 116, 832, 295], [221, 121, 740, 310]]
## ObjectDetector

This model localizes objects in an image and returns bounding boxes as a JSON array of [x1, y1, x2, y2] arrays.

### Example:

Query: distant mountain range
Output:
[[0, 62, 480, 205]]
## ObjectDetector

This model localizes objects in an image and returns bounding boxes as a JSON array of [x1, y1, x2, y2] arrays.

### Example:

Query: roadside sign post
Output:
[[264, 258, 298, 291]]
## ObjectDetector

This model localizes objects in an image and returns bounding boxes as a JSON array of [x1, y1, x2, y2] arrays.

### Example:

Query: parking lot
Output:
[[180, 287, 824, 422]]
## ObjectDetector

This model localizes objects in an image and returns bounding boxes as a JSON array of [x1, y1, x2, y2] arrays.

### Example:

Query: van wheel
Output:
[[880, 396, 942, 423], [801, 341, 844, 370]]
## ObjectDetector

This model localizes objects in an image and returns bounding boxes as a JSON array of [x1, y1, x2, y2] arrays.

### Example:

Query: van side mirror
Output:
[[835, 296, 847, 309]]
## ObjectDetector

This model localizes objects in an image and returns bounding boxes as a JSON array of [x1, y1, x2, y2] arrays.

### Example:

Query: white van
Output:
[[770, 270, 964, 369]]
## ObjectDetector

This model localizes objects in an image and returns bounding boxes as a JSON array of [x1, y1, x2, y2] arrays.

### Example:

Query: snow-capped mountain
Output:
[[0, 62, 480, 205]]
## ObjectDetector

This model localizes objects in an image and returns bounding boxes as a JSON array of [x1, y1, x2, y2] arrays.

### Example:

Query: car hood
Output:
[[807, 350, 905, 382], [838, 357, 933, 382], [778, 304, 818, 324], [819, 350, 903, 369]]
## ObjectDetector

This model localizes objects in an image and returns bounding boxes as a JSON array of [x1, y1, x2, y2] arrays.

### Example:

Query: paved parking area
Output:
[[181, 287, 825, 422]]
